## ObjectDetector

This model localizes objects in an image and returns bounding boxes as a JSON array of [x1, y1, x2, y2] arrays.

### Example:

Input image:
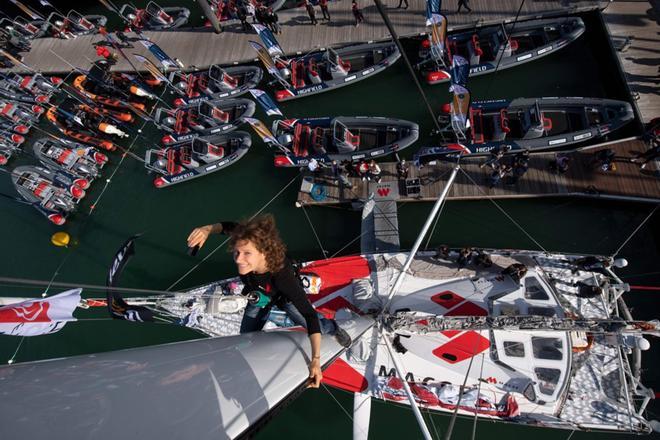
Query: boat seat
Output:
[[207, 144, 225, 158], [508, 38, 519, 51], [311, 127, 326, 153], [293, 124, 310, 157], [174, 110, 186, 133], [469, 34, 482, 65], [291, 60, 306, 88], [542, 113, 553, 132], [222, 72, 238, 89], [469, 108, 485, 144], [33, 181, 50, 198], [308, 59, 322, 85], [166, 149, 183, 174], [500, 109, 510, 134], [342, 128, 360, 151], [211, 107, 230, 123], [55, 148, 73, 164]]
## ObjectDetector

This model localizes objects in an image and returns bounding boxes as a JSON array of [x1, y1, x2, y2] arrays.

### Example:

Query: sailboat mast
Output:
[[383, 164, 460, 311]]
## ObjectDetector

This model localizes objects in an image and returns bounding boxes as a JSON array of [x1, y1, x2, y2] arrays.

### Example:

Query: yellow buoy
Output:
[[51, 232, 70, 247]]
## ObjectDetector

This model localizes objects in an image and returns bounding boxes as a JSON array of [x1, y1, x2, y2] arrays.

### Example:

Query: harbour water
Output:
[[0, 2, 657, 439]]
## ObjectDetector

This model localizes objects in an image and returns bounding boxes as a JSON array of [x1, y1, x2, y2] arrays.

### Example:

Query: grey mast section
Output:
[[361, 182, 400, 254], [0, 315, 374, 440]]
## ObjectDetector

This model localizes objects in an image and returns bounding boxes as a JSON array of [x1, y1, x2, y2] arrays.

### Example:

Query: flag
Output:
[[249, 89, 282, 117], [39, 0, 54, 7], [429, 14, 447, 62], [251, 24, 284, 57], [245, 117, 284, 149], [449, 55, 469, 92], [138, 39, 181, 70], [249, 41, 290, 88], [106, 235, 155, 322], [9, 0, 43, 20], [425, 0, 441, 25], [0, 289, 81, 336], [450, 87, 470, 136], [134, 54, 168, 83]]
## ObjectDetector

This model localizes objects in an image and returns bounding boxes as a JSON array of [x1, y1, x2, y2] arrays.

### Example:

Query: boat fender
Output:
[[440, 103, 452, 114], [421, 39, 431, 49]]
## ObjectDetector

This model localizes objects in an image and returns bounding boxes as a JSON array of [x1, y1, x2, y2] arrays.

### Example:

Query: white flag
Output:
[[0, 289, 81, 336]]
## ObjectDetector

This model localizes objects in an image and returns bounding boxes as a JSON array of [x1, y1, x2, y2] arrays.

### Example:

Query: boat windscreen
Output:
[[146, 2, 165, 17], [325, 48, 340, 67], [208, 65, 225, 83]]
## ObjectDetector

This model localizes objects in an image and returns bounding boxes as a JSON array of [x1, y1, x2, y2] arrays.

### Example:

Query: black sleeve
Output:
[[219, 221, 238, 235], [273, 262, 321, 335]]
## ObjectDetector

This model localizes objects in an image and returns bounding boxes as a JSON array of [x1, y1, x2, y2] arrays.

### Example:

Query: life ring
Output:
[[310, 184, 327, 201]]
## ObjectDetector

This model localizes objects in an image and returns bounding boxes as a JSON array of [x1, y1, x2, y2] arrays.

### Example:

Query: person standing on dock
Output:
[[457, 0, 472, 13], [396, 0, 409, 10], [237, 1, 251, 31], [352, 0, 364, 27], [304, 0, 318, 25], [187, 215, 352, 389], [319, 0, 331, 21]]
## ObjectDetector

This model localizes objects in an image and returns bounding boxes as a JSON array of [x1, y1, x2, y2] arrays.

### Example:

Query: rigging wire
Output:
[[166, 170, 304, 291], [611, 205, 659, 258], [299, 203, 329, 259], [371, 0, 444, 135], [459, 167, 548, 252], [469, 353, 486, 440]]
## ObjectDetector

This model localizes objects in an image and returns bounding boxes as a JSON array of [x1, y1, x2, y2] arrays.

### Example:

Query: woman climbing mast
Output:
[[187, 214, 351, 388]]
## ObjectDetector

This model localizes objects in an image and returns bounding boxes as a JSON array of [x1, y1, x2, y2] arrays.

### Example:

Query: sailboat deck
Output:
[[5, 1, 604, 74], [296, 139, 660, 206]]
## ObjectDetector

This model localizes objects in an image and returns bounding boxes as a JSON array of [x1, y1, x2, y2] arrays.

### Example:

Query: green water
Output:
[[0, 4, 658, 439]]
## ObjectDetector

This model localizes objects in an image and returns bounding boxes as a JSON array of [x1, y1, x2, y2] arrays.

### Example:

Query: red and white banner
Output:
[[0, 289, 81, 336]]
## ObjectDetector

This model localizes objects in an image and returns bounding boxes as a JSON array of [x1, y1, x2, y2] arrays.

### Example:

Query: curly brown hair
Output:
[[228, 214, 287, 272]]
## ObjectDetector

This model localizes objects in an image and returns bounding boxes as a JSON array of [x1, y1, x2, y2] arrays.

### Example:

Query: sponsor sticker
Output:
[[171, 171, 195, 182], [362, 68, 375, 75], [573, 132, 592, 141], [549, 138, 567, 145], [344, 75, 357, 82], [537, 46, 552, 55], [516, 54, 533, 61]]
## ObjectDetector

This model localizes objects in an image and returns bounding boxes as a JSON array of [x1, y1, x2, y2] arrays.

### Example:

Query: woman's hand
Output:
[[307, 358, 322, 388], [187, 224, 216, 249]]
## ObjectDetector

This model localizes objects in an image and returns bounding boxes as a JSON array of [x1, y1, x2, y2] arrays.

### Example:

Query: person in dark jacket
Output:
[[352, 0, 364, 26], [304, 0, 318, 25], [319, 0, 331, 21], [187, 214, 350, 388]]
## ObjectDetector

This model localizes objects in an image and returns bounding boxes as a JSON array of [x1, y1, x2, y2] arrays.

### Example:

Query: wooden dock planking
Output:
[[603, 1, 660, 123], [296, 139, 660, 206], [4, 0, 604, 74]]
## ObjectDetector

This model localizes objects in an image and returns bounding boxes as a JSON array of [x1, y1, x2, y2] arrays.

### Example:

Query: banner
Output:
[[106, 235, 155, 322], [245, 117, 285, 149], [249, 89, 282, 117], [425, 0, 441, 26], [249, 41, 290, 88], [138, 39, 182, 70], [133, 54, 168, 83], [0, 289, 81, 336], [429, 14, 447, 62], [9, 0, 43, 20], [449, 55, 469, 92], [251, 24, 284, 57]]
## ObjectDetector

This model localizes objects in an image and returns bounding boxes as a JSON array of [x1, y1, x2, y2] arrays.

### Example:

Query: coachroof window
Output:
[[503, 341, 525, 357], [524, 277, 549, 300], [532, 337, 563, 360], [535, 367, 561, 395]]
